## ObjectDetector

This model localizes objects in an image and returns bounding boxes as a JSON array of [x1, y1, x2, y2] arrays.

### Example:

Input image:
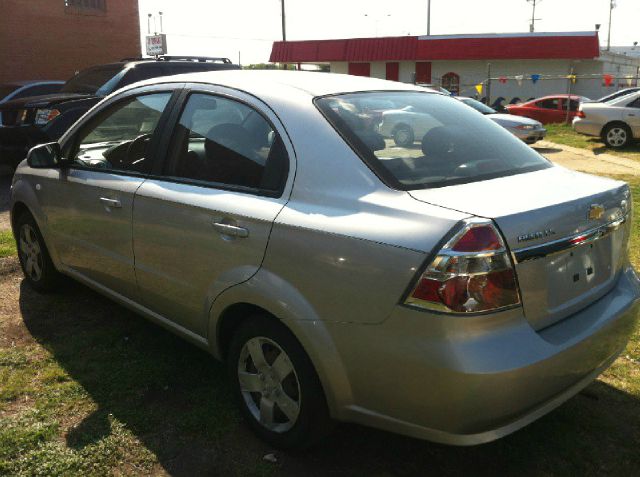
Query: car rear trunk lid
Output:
[[409, 166, 632, 330]]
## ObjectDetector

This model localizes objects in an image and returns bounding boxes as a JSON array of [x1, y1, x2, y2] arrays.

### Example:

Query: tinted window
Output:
[[168, 93, 288, 191], [567, 99, 580, 111], [536, 98, 559, 109], [316, 92, 550, 190], [14, 83, 62, 98], [627, 97, 640, 108], [70, 93, 171, 173], [61, 65, 123, 94], [459, 98, 496, 114]]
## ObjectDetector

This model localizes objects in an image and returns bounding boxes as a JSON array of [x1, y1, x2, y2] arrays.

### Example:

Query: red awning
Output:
[[269, 32, 600, 63]]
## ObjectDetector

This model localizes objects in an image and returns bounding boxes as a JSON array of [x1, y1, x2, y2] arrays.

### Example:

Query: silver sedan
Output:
[[573, 91, 640, 148], [10, 71, 639, 448], [457, 97, 546, 144]]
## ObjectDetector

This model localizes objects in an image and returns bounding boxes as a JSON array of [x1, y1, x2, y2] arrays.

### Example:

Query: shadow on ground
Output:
[[532, 146, 563, 154], [18, 278, 640, 476]]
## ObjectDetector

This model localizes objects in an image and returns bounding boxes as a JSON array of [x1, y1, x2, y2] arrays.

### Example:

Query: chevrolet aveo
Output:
[[10, 71, 640, 448]]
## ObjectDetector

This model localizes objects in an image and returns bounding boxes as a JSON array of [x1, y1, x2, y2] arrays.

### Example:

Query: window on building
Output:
[[65, 0, 106, 11], [441, 72, 460, 95]]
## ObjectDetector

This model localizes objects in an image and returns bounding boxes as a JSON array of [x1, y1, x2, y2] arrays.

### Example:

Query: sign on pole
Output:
[[146, 34, 167, 56]]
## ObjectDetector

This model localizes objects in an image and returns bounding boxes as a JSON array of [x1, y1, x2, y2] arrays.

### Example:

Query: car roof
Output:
[[130, 70, 430, 97]]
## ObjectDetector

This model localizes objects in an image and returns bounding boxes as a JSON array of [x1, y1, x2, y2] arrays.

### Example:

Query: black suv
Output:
[[0, 56, 240, 168]]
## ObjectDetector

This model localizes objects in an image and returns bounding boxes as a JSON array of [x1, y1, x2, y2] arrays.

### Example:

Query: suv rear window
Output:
[[315, 92, 550, 190], [61, 65, 123, 94]]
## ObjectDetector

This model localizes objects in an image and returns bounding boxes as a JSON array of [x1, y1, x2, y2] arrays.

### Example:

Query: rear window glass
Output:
[[61, 65, 123, 94], [315, 92, 550, 190]]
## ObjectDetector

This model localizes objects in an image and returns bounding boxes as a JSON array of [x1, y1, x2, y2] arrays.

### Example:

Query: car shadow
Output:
[[532, 146, 563, 154], [18, 278, 640, 476]]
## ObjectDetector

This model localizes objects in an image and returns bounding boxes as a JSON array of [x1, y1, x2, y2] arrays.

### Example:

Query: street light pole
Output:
[[607, 0, 616, 51], [281, 0, 286, 41], [526, 0, 541, 33], [427, 0, 431, 35]]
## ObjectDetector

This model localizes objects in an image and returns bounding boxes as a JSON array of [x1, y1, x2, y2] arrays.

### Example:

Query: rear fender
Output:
[[208, 266, 355, 416]]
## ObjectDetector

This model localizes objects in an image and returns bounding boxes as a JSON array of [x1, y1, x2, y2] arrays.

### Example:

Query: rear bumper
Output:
[[310, 266, 640, 445], [572, 118, 602, 137]]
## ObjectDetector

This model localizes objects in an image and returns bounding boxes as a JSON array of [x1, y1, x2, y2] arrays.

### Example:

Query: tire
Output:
[[15, 211, 63, 292], [228, 316, 333, 449], [603, 123, 632, 149], [392, 125, 415, 147]]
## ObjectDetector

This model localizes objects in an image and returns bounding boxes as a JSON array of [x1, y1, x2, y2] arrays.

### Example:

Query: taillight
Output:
[[405, 219, 521, 313], [35, 108, 60, 125], [576, 110, 586, 118]]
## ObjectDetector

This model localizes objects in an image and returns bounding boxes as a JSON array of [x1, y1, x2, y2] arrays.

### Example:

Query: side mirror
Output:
[[26, 142, 63, 168]]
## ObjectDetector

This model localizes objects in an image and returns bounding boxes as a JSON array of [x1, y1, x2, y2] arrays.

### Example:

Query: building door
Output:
[[415, 62, 432, 84], [386, 62, 399, 81], [348, 63, 371, 77]]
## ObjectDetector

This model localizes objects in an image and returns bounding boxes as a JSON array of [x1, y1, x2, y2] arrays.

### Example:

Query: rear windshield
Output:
[[61, 65, 123, 94], [316, 92, 551, 190]]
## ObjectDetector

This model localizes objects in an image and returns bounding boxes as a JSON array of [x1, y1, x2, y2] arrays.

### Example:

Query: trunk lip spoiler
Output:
[[512, 213, 628, 264]]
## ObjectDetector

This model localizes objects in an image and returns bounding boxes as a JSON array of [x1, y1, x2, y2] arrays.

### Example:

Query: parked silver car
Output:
[[457, 97, 546, 144], [10, 71, 640, 448], [573, 91, 640, 148]]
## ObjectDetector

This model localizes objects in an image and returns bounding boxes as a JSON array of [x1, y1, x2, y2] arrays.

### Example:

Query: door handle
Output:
[[212, 222, 249, 238], [99, 197, 122, 208]]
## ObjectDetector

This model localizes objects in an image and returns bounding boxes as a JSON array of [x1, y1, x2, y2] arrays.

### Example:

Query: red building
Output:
[[270, 32, 640, 103], [0, 0, 141, 83]]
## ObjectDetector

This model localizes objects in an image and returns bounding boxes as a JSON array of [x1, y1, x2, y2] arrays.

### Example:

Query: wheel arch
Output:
[[208, 269, 355, 418]]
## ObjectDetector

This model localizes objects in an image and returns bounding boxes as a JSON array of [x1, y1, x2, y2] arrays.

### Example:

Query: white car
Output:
[[573, 91, 640, 148]]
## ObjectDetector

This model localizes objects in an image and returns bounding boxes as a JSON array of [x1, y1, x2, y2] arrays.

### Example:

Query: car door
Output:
[[41, 87, 178, 300], [533, 98, 560, 123], [132, 86, 294, 336], [622, 96, 640, 138]]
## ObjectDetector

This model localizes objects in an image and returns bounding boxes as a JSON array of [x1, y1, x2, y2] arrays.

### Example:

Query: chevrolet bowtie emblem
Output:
[[588, 204, 605, 220]]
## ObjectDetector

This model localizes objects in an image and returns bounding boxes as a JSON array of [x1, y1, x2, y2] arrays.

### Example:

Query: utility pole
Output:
[[158, 11, 163, 33], [427, 0, 431, 35], [607, 0, 616, 51], [281, 0, 286, 41], [526, 0, 541, 33]]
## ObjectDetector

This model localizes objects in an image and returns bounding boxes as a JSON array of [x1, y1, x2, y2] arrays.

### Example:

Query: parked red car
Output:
[[506, 94, 590, 124]]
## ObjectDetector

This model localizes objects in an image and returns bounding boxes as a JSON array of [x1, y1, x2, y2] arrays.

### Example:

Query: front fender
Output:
[[9, 169, 63, 269], [208, 266, 355, 418]]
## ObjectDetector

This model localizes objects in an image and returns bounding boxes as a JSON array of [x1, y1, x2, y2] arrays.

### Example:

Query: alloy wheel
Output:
[[19, 223, 43, 282], [237, 336, 301, 433], [607, 127, 627, 147]]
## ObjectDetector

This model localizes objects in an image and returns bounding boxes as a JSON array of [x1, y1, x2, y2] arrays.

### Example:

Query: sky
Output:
[[137, 0, 640, 64]]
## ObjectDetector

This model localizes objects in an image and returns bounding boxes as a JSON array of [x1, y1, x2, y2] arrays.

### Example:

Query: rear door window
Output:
[[165, 93, 288, 192], [316, 92, 550, 190]]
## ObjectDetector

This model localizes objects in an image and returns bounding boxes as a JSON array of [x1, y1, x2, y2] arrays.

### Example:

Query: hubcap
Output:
[[607, 128, 627, 147], [19, 224, 43, 282], [238, 337, 301, 433], [395, 129, 411, 144]]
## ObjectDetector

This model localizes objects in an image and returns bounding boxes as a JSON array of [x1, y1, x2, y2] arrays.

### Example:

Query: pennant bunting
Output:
[[531, 74, 540, 84], [515, 74, 524, 86], [475, 82, 483, 95], [604, 74, 614, 86], [567, 74, 577, 84], [498, 76, 507, 84]]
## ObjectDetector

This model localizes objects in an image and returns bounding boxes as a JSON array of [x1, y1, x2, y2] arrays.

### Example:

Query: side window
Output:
[[627, 97, 640, 108], [167, 93, 288, 192], [70, 92, 171, 173], [536, 98, 559, 110], [567, 99, 580, 111]]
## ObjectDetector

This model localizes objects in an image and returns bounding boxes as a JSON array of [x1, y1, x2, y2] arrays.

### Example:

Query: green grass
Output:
[[545, 123, 640, 161], [0, 230, 16, 258], [0, 179, 639, 475]]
